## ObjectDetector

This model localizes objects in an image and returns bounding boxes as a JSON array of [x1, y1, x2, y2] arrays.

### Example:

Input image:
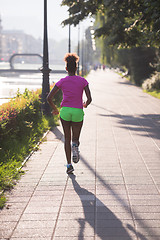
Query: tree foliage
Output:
[[61, 0, 160, 48]]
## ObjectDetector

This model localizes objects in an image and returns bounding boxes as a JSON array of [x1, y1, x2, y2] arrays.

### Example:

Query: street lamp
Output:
[[41, 0, 51, 115], [68, 18, 71, 53], [81, 38, 84, 76], [77, 24, 80, 75]]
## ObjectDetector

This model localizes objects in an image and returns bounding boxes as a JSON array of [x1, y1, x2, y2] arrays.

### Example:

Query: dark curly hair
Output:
[[64, 53, 79, 72]]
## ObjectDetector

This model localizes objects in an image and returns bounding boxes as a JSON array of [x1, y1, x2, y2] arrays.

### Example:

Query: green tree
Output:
[[61, 0, 160, 48]]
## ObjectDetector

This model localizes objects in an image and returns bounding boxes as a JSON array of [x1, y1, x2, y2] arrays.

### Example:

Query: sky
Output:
[[0, 0, 91, 44]]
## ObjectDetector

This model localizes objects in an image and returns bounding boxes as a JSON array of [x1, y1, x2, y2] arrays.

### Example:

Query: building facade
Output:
[[0, 16, 42, 62]]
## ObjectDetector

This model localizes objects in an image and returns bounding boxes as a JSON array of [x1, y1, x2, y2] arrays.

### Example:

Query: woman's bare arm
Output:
[[83, 85, 92, 108], [47, 85, 59, 115]]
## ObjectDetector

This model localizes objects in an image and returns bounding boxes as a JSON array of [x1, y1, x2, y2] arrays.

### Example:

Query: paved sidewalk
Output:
[[0, 69, 160, 240]]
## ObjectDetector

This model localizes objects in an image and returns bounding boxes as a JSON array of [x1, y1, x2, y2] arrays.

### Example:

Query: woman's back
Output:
[[56, 75, 88, 109]]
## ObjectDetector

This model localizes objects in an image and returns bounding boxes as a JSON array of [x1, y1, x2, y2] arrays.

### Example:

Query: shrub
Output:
[[128, 47, 156, 86], [142, 72, 160, 91]]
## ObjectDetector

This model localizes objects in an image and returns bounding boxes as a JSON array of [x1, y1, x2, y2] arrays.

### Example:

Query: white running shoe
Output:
[[72, 143, 79, 163]]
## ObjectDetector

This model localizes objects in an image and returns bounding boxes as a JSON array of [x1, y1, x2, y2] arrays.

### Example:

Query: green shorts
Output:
[[60, 107, 84, 122]]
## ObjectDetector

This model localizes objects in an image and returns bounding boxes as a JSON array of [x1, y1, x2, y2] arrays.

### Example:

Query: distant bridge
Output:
[[9, 53, 43, 69], [0, 53, 66, 74]]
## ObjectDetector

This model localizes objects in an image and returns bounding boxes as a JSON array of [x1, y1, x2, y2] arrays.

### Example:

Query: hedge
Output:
[[105, 47, 157, 86]]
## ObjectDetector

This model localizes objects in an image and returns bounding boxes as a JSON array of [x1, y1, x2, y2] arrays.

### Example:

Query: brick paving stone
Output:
[[65, 187, 95, 193], [0, 207, 24, 216], [0, 229, 13, 239], [5, 196, 30, 203], [129, 199, 160, 205], [0, 69, 160, 239], [63, 195, 95, 201], [0, 221, 17, 230], [132, 205, 160, 213], [133, 212, 160, 220], [96, 205, 131, 213], [97, 194, 128, 201], [96, 199, 130, 207], [32, 190, 64, 197], [0, 214, 21, 222], [96, 219, 134, 228], [27, 200, 61, 208], [58, 212, 95, 220], [56, 219, 94, 228], [61, 206, 94, 213], [54, 227, 94, 237], [135, 219, 160, 228], [137, 237, 160, 240], [54, 238, 94, 240], [96, 237, 137, 240], [96, 212, 133, 220], [14, 182, 38, 187], [62, 200, 95, 207], [7, 190, 33, 197], [21, 213, 58, 221], [16, 220, 56, 229], [129, 195, 160, 200], [11, 228, 54, 238], [29, 195, 62, 201], [136, 227, 160, 235], [4, 202, 28, 209], [95, 227, 137, 238], [10, 238, 51, 240], [126, 184, 159, 194], [96, 189, 127, 195], [24, 206, 59, 214]]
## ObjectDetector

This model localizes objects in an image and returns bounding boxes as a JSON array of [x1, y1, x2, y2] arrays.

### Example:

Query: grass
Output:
[[143, 90, 160, 99], [0, 194, 6, 209]]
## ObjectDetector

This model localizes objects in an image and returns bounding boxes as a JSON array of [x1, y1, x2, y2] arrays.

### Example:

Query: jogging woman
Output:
[[47, 53, 92, 174]]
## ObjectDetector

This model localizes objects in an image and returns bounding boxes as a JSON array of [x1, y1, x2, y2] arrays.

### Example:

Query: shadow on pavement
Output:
[[69, 174, 135, 240], [92, 103, 160, 141], [117, 81, 134, 86]]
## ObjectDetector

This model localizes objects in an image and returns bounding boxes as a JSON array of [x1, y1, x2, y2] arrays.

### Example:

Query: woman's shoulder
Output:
[[76, 75, 87, 81], [78, 75, 88, 83], [75, 76, 88, 87]]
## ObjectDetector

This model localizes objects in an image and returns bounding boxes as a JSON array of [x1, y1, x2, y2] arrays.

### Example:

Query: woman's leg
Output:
[[72, 121, 83, 145], [60, 117, 72, 164]]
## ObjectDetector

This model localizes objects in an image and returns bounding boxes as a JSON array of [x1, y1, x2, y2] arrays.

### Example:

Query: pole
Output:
[[41, 0, 51, 115], [81, 39, 84, 76], [68, 23, 71, 53], [77, 24, 80, 75]]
